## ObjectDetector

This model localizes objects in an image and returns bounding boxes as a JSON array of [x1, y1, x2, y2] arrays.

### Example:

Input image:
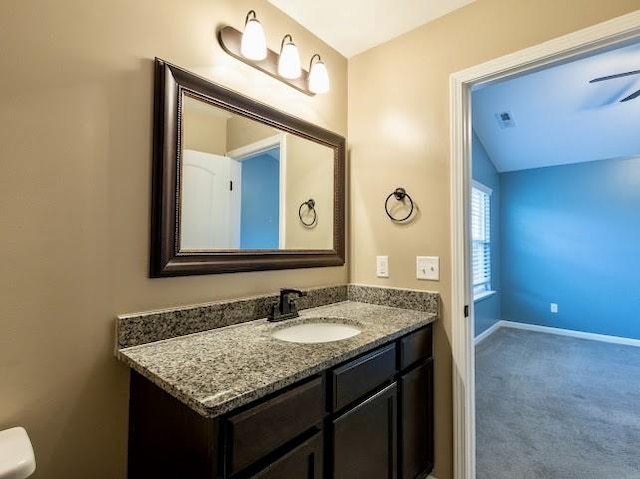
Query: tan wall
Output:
[[284, 136, 335, 249], [0, 0, 347, 477], [183, 98, 228, 155], [348, 1, 640, 478], [226, 115, 278, 152]]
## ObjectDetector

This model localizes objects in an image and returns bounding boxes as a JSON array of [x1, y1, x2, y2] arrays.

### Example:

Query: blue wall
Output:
[[240, 151, 280, 249], [472, 132, 502, 336], [500, 156, 640, 340]]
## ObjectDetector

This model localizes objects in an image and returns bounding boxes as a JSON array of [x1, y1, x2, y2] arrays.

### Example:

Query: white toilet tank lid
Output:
[[0, 427, 36, 479]]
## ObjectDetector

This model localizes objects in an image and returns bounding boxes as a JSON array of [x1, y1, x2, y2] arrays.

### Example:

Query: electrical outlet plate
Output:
[[376, 256, 389, 278], [550, 303, 558, 313], [417, 256, 439, 281]]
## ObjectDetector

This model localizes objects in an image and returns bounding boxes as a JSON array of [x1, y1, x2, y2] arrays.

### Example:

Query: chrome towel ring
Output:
[[385, 187, 414, 222], [299, 199, 317, 227]]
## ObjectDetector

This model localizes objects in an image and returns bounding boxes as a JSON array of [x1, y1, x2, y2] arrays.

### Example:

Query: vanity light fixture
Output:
[[308, 54, 330, 94], [240, 10, 267, 61], [218, 12, 330, 96], [277, 34, 302, 79]]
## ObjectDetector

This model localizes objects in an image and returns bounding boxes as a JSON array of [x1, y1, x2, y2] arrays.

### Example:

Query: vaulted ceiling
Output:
[[268, 0, 475, 58], [472, 40, 640, 173]]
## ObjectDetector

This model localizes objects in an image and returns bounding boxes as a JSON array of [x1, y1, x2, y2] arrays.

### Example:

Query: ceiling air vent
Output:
[[495, 111, 516, 129]]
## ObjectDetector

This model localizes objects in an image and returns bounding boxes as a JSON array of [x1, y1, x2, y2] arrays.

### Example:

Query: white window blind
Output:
[[472, 183, 491, 296]]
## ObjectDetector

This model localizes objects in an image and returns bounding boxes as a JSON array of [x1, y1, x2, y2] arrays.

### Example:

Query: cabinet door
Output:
[[250, 432, 322, 479], [332, 383, 397, 479], [399, 359, 434, 479]]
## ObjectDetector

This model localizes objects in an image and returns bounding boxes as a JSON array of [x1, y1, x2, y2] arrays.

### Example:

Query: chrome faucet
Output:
[[268, 288, 308, 322]]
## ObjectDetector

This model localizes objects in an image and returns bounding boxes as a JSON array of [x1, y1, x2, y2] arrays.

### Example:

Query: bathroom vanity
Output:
[[117, 294, 436, 479], [116, 60, 437, 479]]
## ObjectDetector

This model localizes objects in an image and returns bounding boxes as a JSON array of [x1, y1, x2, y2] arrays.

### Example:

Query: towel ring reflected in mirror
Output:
[[299, 199, 317, 227]]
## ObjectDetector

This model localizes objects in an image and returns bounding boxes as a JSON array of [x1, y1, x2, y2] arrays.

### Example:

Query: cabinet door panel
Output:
[[332, 383, 397, 479], [400, 359, 434, 479], [250, 432, 322, 479]]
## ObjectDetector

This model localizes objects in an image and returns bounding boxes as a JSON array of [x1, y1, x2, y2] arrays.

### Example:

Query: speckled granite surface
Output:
[[117, 285, 348, 348], [117, 301, 437, 418], [348, 284, 439, 313]]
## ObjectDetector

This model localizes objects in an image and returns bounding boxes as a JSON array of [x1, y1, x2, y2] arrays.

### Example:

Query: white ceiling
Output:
[[268, 0, 476, 58], [473, 40, 640, 173]]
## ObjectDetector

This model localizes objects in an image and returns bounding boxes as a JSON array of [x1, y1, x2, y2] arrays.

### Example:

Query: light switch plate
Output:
[[417, 256, 439, 281], [376, 256, 389, 278]]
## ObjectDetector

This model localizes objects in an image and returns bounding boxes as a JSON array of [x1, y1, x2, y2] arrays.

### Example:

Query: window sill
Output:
[[474, 290, 497, 303]]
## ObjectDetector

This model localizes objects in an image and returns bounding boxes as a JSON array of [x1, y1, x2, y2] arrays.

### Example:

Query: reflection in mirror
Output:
[[180, 93, 334, 252]]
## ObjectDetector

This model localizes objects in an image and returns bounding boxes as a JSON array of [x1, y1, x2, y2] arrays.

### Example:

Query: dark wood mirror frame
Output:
[[150, 59, 346, 277]]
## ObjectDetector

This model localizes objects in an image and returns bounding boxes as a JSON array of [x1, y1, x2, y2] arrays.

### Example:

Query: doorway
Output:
[[449, 11, 640, 479], [228, 134, 287, 249]]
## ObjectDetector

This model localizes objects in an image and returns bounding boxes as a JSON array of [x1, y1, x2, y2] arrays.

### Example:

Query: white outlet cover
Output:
[[376, 256, 389, 278], [417, 256, 439, 281], [550, 303, 558, 313]]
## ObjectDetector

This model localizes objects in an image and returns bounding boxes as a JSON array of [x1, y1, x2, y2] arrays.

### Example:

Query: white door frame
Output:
[[449, 11, 640, 479]]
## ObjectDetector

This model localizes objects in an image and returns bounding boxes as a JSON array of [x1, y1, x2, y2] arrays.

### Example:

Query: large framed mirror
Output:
[[150, 59, 345, 276]]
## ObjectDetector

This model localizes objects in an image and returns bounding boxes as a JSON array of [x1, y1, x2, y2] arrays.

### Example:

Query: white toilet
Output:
[[0, 428, 35, 479]]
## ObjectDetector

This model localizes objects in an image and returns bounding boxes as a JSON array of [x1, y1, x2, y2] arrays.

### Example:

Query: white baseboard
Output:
[[476, 319, 640, 348], [474, 320, 503, 345], [502, 320, 640, 347]]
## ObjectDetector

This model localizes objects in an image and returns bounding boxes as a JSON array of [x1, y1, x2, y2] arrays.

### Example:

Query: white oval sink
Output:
[[272, 320, 361, 344]]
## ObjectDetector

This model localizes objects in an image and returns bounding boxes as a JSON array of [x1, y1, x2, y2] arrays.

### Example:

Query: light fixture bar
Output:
[[218, 26, 315, 96]]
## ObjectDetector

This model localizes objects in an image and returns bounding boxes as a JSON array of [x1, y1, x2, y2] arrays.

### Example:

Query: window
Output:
[[472, 182, 492, 298]]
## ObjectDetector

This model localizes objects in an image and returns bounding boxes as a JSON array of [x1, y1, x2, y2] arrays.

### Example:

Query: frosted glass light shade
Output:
[[278, 39, 301, 79], [309, 60, 330, 94], [240, 18, 267, 61]]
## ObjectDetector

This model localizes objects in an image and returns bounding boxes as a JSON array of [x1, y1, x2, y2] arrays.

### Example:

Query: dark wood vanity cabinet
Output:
[[128, 324, 433, 479]]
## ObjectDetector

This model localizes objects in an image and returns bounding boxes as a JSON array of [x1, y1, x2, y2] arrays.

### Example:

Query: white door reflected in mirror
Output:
[[181, 151, 240, 250]]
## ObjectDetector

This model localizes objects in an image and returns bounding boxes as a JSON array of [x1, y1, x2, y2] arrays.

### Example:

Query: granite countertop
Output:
[[117, 300, 437, 418]]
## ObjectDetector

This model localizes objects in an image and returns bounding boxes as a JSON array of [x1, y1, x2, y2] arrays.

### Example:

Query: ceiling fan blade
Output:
[[590, 69, 640, 83], [620, 89, 640, 102]]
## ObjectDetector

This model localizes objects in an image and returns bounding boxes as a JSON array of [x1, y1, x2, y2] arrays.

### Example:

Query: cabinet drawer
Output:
[[226, 376, 323, 474], [250, 432, 323, 479], [331, 343, 396, 411], [399, 326, 432, 370]]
